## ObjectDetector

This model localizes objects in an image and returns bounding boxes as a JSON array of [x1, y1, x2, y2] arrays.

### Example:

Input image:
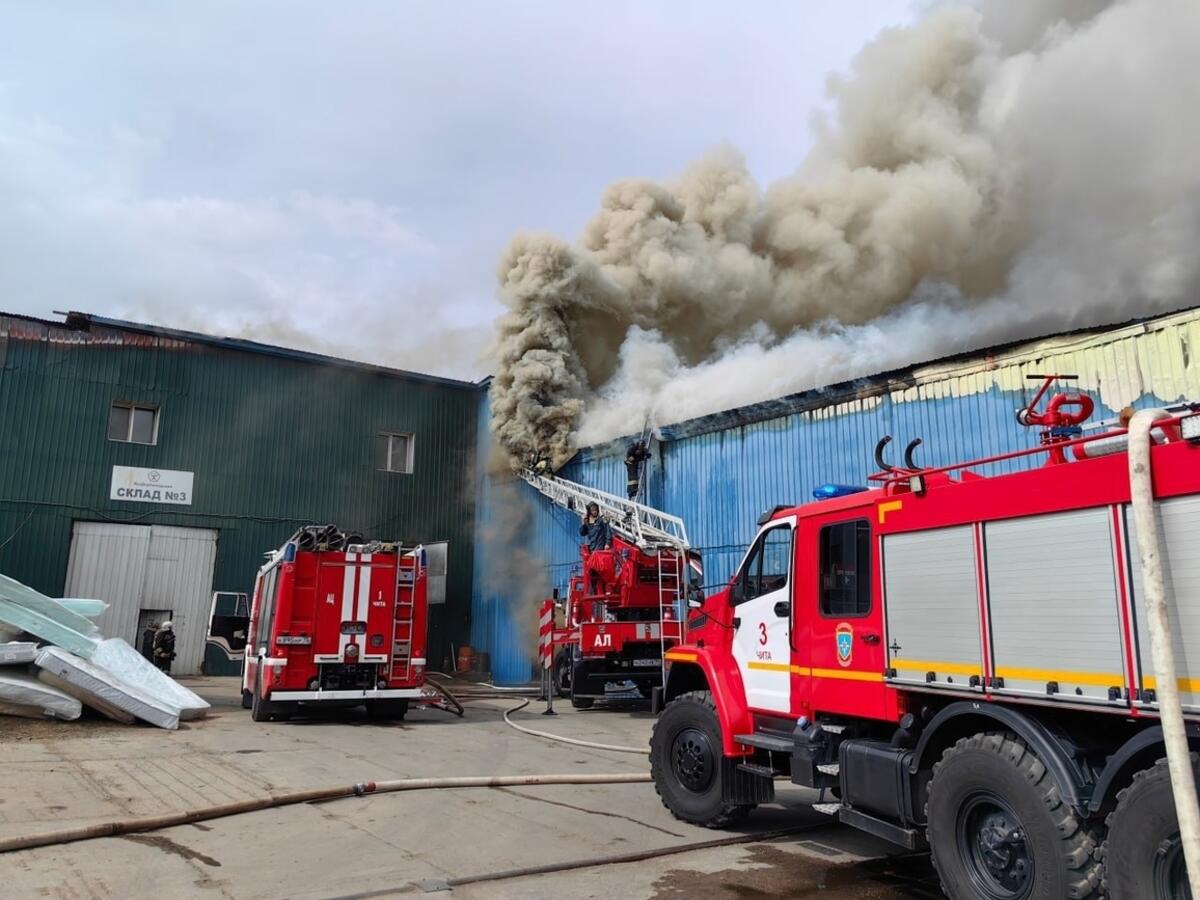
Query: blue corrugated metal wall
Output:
[[471, 310, 1200, 682]]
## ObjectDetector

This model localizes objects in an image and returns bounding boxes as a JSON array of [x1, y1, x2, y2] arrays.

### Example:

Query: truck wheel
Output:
[[1100, 754, 1197, 900], [366, 699, 409, 720], [571, 696, 594, 709], [555, 652, 572, 698], [250, 669, 279, 722], [926, 731, 1101, 900], [649, 690, 753, 829], [241, 689, 253, 709]]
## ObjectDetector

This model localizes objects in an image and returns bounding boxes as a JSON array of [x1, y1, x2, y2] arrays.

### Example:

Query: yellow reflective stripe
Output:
[[1142, 675, 1200, 693], [664, 651, 698, 663], [890, 659, 981, 677], [811, 667, 884, 682], [746, 661, 791, 672], [878, 500, 903, 523], [993, 666, 1124, 688]]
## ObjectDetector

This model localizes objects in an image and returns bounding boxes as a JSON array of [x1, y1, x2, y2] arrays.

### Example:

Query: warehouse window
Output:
[[819, 519, 871, 617], [375, 432, 414, 474], [107, 402, 159, 445]]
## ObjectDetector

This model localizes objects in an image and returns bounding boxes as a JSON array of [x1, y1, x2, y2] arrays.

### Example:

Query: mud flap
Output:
[[722, 757, 775, 804]]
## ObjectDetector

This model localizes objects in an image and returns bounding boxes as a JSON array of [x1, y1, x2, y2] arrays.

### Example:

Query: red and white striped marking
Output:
[[539, 600, 554, 670]]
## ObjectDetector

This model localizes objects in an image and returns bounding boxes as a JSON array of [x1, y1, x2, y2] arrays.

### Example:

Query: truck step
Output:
[[817, 723, 845, 734], [812, 802, 841, 816], [734, 732, 792, 754], [736, 762, 779, 780], [817, 763, 840, 776]]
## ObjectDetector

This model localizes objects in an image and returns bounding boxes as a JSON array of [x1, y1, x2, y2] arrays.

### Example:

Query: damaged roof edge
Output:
[[571, 302, 1200, 462], [3, 310, 486, 390]]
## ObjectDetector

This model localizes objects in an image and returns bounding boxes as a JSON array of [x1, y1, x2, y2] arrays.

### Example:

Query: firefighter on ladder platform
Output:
[[579, 501, 614, 596]]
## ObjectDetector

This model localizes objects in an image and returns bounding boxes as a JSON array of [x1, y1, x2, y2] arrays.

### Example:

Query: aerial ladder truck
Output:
[[521, 470, 702, 708]]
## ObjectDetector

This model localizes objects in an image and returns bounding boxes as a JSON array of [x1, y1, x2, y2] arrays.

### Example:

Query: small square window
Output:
[[108, 402, 159, 445], [376, 432, 414, 474]]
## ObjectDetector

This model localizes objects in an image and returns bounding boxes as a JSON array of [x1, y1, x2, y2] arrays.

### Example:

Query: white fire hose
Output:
[[1128, 409, 1200, 895]]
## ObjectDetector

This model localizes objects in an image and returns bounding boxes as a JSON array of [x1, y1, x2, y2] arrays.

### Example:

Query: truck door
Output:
[[803, 515, 889, 719], [729, 517, 795, 714]]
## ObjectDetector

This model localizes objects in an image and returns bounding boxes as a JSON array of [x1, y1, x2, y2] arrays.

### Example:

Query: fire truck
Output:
[[649, 379, 1200, 900], [522, 473, 702, 708], [241, 525, 434, 722]]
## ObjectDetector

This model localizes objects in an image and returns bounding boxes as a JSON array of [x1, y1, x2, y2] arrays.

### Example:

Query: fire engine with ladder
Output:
[[648, 378, 1200, 900], [242, 525, 460, 722], [521, 472, 703, 708]]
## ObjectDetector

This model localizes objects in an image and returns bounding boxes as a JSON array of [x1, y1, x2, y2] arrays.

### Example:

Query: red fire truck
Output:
[[241, 525, 431, 722], [522, 473, 701, 708], [649, 380, 1200, 900]]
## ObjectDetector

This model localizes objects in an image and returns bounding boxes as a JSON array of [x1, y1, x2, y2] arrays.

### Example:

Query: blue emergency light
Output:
[[813, 483, 868, 500]]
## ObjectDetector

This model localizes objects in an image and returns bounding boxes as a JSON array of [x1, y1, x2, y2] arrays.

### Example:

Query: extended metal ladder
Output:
[[519, 473, 690, 551]]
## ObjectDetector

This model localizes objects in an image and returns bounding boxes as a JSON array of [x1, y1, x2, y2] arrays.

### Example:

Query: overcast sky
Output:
[[0, 2, 913, 380]]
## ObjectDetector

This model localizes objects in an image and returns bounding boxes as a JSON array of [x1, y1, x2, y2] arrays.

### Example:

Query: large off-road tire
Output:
[[554, 652, 572, 698], [1100, 754, 1197, 900], [926, 731, 1101, 900], [649, 690, 754, 828]]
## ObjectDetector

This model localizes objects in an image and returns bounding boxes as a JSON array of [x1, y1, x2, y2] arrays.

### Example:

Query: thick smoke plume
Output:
[[490, 0, 1200, 467]]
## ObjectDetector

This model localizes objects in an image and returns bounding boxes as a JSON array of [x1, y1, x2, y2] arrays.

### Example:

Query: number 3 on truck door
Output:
[[730, 517, 795, 714]]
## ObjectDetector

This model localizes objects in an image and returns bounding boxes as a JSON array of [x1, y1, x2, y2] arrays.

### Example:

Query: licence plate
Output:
[[632, 658, 660, 667]]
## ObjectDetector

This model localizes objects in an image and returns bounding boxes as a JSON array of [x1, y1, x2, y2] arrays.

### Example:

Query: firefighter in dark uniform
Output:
[[153, 621, 177, 673], [625, 441, 650, 500], [579, 502, 614, 595]]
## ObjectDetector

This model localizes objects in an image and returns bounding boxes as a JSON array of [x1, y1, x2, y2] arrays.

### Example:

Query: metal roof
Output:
[[579, 303, 1200, 456], [2, 310, 486, 390]]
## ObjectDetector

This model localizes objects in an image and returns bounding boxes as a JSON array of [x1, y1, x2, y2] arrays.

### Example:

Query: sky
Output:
[[0, 2, 914, 380]]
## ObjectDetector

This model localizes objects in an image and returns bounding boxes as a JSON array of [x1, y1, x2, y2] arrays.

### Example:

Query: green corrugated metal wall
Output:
[[0, 315, 480, 669]]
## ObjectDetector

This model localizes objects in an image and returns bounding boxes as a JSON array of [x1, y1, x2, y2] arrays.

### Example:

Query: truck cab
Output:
[[651, 398, 1200, 900]]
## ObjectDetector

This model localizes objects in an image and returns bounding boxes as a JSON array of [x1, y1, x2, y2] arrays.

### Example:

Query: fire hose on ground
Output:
[[0, 772, 653, 855], [430, 677, 648, 754], [502, 698, 649, 754], [1128, 409, 1200, 896]]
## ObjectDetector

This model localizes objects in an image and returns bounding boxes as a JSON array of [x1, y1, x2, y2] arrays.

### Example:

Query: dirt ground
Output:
[[0, 677, 944, 899]]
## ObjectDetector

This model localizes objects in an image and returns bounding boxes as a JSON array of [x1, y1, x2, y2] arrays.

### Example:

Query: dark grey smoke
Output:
[[490, 0, 1200, 466]]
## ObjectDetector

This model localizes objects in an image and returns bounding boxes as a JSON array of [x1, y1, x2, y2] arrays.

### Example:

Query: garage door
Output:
[[64, 523, 218, 675]]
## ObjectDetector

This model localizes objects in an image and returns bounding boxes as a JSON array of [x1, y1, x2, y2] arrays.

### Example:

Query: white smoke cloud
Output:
[[491, 0, 1200, 466]]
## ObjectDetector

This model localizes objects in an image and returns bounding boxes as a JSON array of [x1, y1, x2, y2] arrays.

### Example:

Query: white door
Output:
[[64, 522, 217, 675], [729, 518, 795, 713]]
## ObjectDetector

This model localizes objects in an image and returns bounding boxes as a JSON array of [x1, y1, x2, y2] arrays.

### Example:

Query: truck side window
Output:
[[734, 525, 792, 606], [819, 519, 871, 617]]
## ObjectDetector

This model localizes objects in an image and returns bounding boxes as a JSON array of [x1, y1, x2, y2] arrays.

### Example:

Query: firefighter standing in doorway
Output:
[[153, 621, 177, 673]]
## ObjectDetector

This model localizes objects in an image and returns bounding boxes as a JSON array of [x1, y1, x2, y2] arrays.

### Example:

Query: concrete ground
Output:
[[0, 678, 944, 899]]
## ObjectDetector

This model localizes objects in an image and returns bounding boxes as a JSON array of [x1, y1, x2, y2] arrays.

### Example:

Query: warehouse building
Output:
[[7, 305, 1200, 683], [0, 311, 481, 674], [472, 304, 1200, 682]]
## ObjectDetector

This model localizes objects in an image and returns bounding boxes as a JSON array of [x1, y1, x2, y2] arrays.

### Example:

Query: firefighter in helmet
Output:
[[153, 621, 177, 674], [579, 502, 615, 595], [624, 441, 651, 500]]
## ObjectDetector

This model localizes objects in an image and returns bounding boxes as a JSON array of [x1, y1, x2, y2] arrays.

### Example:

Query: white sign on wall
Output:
[[110, 466, 194, 506]]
